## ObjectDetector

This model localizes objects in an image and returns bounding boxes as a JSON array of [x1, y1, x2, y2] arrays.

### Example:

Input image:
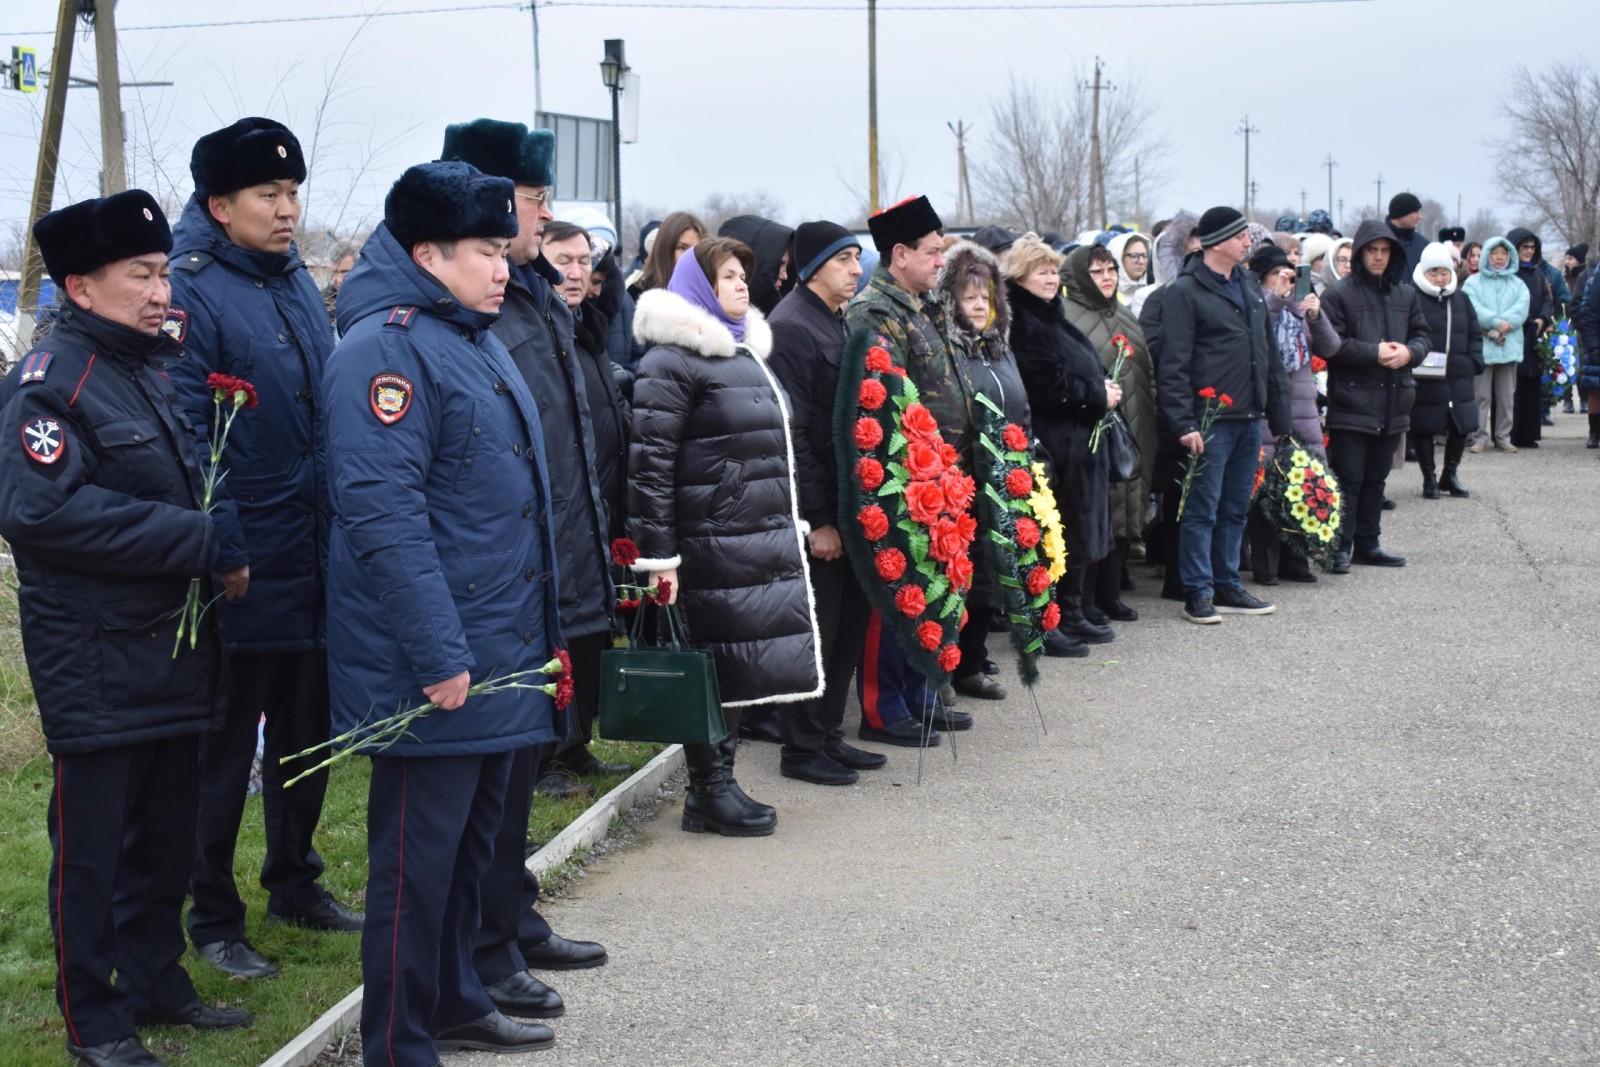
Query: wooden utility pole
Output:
[[947, 120, 973, 224], [1236, 115, 1258, 217], [529, 0, 543, 114], [17, 0, 79, 348], [1300, 189, 1307, 217], [1323, 153, 1337, 215], [1249, 180, 1259, 219], [867, 0, 879, 215], [1086, 57, 1108, 229], [1374, 174, 1384, 219], [93, 0, 126, 195]]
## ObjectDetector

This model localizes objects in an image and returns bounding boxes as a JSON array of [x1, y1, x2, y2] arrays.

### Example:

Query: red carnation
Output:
[[901, 403, 941, 442], [856, 457, 885, 491], [618, 597, 642, 610], [1311, 356, 1327, 373], [1014, 516, 1041, 549], [945, 554, 973, 591], [874, 548, 907, 581], [1219, 393, 1234, 408], [858, 505, 890, 541], [1042, 602, 1061, 630], [651, 578, 673, 603], [207, 372, 260, 409], [917, 621, 943, 651], [940, 471, 976, 514], [906, 480, 947, 525], [865, 345, 893, 373], [928, 517, 965, 564], [905, 441, 945, 481], [1002, 423, 1029, 452], [859, 378, 888, 411], [555, 648, 572, 676], [1005, 467, 1034, 498], [1025, 565, 1051, 597], [895, 584, 926, 618], [555, 674, 574, 710], [938, 644, 961, 672], [854, 417, 884, 450], [1198, 386, 1217, 400], [610, 538, 640, 567]]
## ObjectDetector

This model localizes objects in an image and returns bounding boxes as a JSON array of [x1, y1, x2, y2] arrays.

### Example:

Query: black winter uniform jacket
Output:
[[1320, 220, 1431, 436], [0, 303, 224, 755], [767, 283, 848, 531]]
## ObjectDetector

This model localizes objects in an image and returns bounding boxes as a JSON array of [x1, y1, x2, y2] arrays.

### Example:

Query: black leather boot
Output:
[[1440, 434, 1469, 497], [718, 735, 775, 820], [1421, 471, 1440, 499], [1059, 600, 1114, 644], [1439, 467, 1469, 497], [1094, 538, 1139, 620], [681, 743, 776, 837]]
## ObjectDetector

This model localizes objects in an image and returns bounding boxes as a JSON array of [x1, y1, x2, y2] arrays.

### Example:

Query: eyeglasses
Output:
[[1124, 252, 1149, 261], [515, 190, 550, 207]]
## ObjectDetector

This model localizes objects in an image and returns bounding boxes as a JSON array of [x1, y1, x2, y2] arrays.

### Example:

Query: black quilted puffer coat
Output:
[[628, 289, 822, 709]]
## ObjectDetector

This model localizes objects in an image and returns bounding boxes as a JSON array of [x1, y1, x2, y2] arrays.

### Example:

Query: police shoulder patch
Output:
[[18, 350, 53, 385], [370, 372, 413, 425], [161, 308, 188, 343], [22, 415, 66, 465]]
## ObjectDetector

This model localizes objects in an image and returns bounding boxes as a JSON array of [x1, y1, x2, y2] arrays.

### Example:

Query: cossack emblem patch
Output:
[[22, 416, 65, 465], [370, 372, 413, 424]]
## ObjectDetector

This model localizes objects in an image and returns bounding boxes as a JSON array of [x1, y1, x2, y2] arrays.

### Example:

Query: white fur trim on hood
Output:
[[1412, 242, 1459, 297], [632, 287, 773, 361]]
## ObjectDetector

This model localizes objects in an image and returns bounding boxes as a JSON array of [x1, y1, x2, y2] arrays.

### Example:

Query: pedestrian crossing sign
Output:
[[12, 47, 39, 93]]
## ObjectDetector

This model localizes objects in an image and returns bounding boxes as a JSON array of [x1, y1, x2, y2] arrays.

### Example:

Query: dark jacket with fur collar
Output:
[[937, 241, 1032, 438], [628, 289, 822, 709]]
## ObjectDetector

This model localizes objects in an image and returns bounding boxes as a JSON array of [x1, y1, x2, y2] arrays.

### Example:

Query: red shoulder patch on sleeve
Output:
[[22, 415, 66, 464]]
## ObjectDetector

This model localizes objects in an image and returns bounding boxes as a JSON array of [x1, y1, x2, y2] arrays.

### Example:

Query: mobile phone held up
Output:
[[1294, 263, 1313, 301]]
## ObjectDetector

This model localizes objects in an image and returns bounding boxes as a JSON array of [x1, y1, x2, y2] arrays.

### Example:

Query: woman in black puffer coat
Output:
[[1004, 234, 1122, 652], [630, 237, 822, 837], [1408, 241, 1483, 499]]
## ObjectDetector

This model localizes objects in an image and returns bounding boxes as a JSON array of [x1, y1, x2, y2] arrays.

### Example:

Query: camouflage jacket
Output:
[[845, 263, 976, 462]]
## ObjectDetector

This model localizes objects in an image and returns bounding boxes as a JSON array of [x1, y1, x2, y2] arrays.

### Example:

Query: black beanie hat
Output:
[[969, 225, 1020, 255], [190, 117, 307, 200], [440, 119, 556, 188], [867, 195, 943, 257], [1196, 206, 1247, 248], [34, 189, 173, 285], [1387, 192, 1422, 219], [384, 162, 518, 251], [1247, 243, 1291, 279], [1438, 226, 1466, 243], [1569, 242, 1589, 265], [792, 220, 861, 282]]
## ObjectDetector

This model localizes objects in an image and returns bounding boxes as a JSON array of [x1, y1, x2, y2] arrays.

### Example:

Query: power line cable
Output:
[[6, 0, 1381, 35]]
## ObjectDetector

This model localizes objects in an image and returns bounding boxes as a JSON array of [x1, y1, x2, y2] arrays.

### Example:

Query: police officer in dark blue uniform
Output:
[[438, 118, 613, 1022], [0, 191, 251, 1067], [327, 161, 564, 1065], [164, 117, 356, 981]]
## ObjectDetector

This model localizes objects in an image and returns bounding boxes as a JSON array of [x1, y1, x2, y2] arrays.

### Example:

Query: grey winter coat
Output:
[[629, 289, 822, 708], [1259, 287, 1340, 456]]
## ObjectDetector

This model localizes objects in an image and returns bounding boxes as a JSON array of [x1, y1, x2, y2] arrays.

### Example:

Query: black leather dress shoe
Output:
[[555, 751, 633, 777], [1097, 599, 1139, 621], [484, 970, 565, 1018], [534, 771, 594, 800], [779, 752, 859, 786], [982, 658, 1000, 675], [1353, 546, 1406, 567], [193, 938, 279, 979], [148, 999, 252, 1031], [736, 717, 784, 744], [823, 738, 887, 770], [1381, 497, 1397, 511], [67, 1036, 166, 1066], [267, 891, 363, 932], [1042, 629, 1089, 657], [520, 933, 608, 970], [433, 1011, 555, 1053], [859, 719, 940, 747], [1328, 552, 1351, 575], [953, 674, 1007, 701]]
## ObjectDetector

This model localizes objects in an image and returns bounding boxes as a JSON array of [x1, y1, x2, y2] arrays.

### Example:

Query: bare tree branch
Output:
[[1493, 60, 1600, 251]]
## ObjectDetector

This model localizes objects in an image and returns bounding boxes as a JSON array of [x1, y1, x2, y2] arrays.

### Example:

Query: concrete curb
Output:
[[258, 744, 685, 1067]]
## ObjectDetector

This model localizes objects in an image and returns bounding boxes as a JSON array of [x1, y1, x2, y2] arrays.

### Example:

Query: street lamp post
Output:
[[599, 39, 628, 255]]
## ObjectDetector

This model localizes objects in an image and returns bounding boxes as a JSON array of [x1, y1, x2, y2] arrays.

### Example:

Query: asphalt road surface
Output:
[[458, 417, 1600, 1067]]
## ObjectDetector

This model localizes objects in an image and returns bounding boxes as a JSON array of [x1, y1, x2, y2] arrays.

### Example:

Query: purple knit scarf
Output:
[[665, 245, 747, 342]]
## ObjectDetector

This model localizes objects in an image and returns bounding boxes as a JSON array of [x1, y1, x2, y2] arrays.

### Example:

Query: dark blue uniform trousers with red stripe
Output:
[[472, 743, 554, 986], [361, 751, 511, 1067], [856, 610, 936, 729], [49, 735, 201, 1048]]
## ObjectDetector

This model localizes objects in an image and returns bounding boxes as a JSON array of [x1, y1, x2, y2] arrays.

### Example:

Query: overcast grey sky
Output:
[[2, 0, 1592, 257]]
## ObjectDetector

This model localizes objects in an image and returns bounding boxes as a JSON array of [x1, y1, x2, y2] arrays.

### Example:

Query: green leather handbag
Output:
[[597, 602, 728, 745]]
